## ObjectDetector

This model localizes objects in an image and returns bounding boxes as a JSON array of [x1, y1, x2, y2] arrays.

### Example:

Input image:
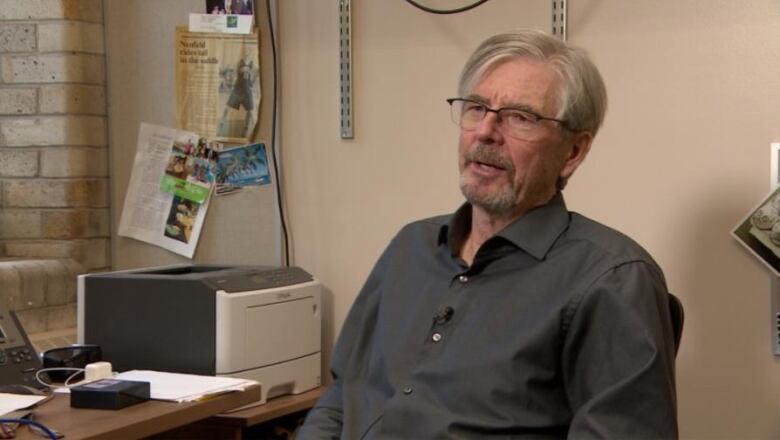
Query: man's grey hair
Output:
[[458, 30, 607, 135]]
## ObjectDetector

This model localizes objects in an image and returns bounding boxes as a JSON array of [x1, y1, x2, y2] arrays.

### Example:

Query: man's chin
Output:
[[460, 184, 517, 215]]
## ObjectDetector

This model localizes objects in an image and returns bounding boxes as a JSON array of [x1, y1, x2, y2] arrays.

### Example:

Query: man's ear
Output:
[[559, 131, 594, 182]]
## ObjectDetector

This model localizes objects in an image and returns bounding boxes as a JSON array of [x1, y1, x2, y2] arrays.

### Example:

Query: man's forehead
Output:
[[468, 58, 561, 111]]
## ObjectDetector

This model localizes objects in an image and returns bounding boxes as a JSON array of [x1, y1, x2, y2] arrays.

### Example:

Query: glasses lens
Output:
[[449, 100, 463, 126], [451, 100, 486, 130], [499, 109, 538, 139]]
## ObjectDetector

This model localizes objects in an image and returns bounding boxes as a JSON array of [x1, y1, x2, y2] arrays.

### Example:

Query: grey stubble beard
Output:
[[459, 144, 520, 216]]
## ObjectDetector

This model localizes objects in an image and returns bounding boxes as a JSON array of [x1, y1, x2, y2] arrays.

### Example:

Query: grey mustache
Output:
[[465, 144, 513, 171]]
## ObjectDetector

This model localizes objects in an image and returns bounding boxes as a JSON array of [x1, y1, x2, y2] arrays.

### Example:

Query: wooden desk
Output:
[[14, 385, 262, 440], [157, 387, 323, 439], [212, 387, 322, 427]]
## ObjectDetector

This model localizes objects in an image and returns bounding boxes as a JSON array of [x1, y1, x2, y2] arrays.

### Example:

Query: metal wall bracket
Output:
[[339, 0, 354, 139], [551, 0, 567, 41]]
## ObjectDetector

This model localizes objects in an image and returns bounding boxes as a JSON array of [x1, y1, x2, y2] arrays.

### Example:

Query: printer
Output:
[[77, 264, 321, 403]]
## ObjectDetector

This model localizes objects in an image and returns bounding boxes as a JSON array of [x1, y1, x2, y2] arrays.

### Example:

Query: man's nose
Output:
[[475, 111, 503, 144]]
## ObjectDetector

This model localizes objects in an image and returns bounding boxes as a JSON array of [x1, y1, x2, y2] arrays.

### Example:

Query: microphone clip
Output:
[[433, 306, 454, 325]]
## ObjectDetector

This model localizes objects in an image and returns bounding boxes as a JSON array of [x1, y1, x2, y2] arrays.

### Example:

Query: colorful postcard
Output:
[[215, 143, 270, 194]]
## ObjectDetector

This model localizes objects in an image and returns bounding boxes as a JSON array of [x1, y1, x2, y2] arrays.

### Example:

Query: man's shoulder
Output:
[[370, 214, 451, 267], [410, 212, 452, 228], [392, 213, 451, 241], [392, 212, 449, 232], [565, 212, 660, 270]]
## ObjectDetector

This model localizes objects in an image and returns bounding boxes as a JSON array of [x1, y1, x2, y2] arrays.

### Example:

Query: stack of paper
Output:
[[113, 370, 258, 403], [0, 393, 49, 416]]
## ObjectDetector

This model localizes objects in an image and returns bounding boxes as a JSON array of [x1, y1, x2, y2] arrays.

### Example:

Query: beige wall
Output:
[[280, 0, 780, 438]]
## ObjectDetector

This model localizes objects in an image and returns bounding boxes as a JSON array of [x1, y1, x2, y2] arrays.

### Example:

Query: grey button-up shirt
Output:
[[299, 193, 678, 439]]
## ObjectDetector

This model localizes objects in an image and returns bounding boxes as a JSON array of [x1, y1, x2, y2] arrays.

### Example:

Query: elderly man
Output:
[[299, 30, 677, 439]]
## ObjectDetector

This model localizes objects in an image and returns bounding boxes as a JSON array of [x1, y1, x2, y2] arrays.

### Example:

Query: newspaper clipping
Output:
[[118, 123, 213, 258], [175, 27, 260, 143]]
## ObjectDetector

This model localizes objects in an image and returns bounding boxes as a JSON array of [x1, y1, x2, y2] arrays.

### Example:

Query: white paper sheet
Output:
[[0, 393, 48, 416], [114, 370, 258, 403]]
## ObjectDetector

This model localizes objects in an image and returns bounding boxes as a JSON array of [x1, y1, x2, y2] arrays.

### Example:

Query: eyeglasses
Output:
[[446, 98, 569, 140], [41, 344, 102, 383]]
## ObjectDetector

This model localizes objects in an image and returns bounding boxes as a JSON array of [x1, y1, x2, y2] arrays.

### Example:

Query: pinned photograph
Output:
[[164, 196, 201, 244], [216, 56, 258, 138], [215, 143, 270, 195], [160, 138, 220, 204], [733, 186, 780, 277], [206, 0, 253, 15]]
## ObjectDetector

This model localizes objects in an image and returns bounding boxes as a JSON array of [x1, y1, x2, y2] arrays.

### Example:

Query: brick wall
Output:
[[0, 0, 108, 333]]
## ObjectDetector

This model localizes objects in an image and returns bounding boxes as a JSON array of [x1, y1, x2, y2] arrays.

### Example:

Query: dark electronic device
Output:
[[0, 384, 46, 396], [42, 344, 102, 383], [70, 378, 150, 410], [0, 307, 44, 388]]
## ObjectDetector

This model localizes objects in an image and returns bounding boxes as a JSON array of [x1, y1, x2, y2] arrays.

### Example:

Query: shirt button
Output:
[[403, 386, 413, 395], [458, 275, 468, 283], [431, 332, 442, 342]]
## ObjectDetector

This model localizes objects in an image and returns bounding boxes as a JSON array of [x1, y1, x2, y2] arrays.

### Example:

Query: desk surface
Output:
[[211, 387, 323, 427], [14, 384, 262, 440], [147, 387, 324, 439]]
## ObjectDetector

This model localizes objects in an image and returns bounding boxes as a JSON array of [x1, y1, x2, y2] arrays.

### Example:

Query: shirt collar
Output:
[[439, 192, 570, 261]]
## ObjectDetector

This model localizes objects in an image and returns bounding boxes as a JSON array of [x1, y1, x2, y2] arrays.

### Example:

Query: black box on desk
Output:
[[71, 379, 150, 410]]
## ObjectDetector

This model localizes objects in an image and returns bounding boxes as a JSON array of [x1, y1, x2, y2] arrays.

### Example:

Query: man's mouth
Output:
[[463, 144, 514, 178], [470, 159, 505, 171]]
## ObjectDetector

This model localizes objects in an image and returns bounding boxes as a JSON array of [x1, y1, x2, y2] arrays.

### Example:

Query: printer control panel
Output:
[[210, 266, 314, 293], [249, 267, 313, 289]]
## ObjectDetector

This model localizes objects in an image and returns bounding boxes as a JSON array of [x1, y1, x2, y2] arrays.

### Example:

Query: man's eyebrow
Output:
[[463, 94, 488, 104], [464, 94, 541, 114]]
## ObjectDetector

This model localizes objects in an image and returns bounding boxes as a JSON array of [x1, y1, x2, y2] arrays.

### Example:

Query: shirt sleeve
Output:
[[561, 260, 678, 439], [297, 241, 390, 439]]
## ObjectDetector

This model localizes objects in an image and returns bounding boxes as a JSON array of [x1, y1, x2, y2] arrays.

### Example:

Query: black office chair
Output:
[[667, 293, 684, 355]]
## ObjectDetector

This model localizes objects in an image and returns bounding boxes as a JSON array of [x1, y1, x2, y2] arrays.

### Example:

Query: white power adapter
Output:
[[84, 361, 113, 381]]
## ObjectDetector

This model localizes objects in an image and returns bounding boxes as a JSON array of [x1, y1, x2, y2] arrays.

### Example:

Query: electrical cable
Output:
[[63, 369, 87, 387], [35, 367, 85, 389], [404, 0, 491, 14], [0, 418, 58, 440], [265, 0, 290, 266]]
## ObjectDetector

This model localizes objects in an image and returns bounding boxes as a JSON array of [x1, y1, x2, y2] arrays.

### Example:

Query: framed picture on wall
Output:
[[771, 143, 780, 188], [733, 185, 780, 278]]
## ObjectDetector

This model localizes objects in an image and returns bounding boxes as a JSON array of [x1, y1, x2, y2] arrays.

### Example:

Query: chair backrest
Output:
[[668, 293, 684, 355]]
